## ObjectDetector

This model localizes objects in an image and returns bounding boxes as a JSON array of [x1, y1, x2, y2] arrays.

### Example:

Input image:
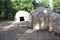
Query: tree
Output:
[[0, 0, 6, 20], [53, 0, 60, 13], [10, 0, 34, 12], [33, 0, 49, 9], [0, 0, 34, 21]]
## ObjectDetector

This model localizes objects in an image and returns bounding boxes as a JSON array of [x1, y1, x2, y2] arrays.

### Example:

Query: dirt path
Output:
[[0, 21, 60, 40]]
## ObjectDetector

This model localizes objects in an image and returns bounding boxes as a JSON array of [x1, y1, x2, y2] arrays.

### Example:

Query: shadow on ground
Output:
[[0, 21, 60, 40]]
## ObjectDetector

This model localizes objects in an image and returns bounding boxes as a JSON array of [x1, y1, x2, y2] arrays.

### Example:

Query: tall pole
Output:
[[49, 0, 53, 10]]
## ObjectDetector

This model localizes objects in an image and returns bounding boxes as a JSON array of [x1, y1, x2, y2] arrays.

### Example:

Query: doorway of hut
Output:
[[20, 17, 24, 21]]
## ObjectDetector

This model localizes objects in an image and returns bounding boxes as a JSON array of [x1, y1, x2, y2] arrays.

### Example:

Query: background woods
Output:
[[0, 0, 60, 21]]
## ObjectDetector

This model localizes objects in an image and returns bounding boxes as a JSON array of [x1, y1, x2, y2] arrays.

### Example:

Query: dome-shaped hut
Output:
[[15, 11, 30, 22]]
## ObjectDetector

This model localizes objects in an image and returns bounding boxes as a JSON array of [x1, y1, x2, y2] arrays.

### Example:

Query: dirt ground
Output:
[[0, 21, 60, 40]]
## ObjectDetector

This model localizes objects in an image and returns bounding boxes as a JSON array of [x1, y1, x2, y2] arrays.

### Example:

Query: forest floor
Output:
[[0, 21, 60, 40]]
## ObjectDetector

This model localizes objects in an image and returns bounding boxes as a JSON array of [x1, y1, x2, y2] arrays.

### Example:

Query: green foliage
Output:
[[10, 0, 34, 12], [0, 0, 34, 21], [0, 0, 6, 20], [54, 0, 60, 13], [33, 0, 49, 9], [37, 2, 49, 8]]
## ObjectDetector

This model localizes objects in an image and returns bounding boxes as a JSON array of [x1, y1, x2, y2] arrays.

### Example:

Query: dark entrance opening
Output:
[[20, 17, 24, 21]]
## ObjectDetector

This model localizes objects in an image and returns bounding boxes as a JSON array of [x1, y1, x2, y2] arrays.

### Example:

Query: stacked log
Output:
[[31, 7, 50, 30], [49, 13, 60, 34]]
